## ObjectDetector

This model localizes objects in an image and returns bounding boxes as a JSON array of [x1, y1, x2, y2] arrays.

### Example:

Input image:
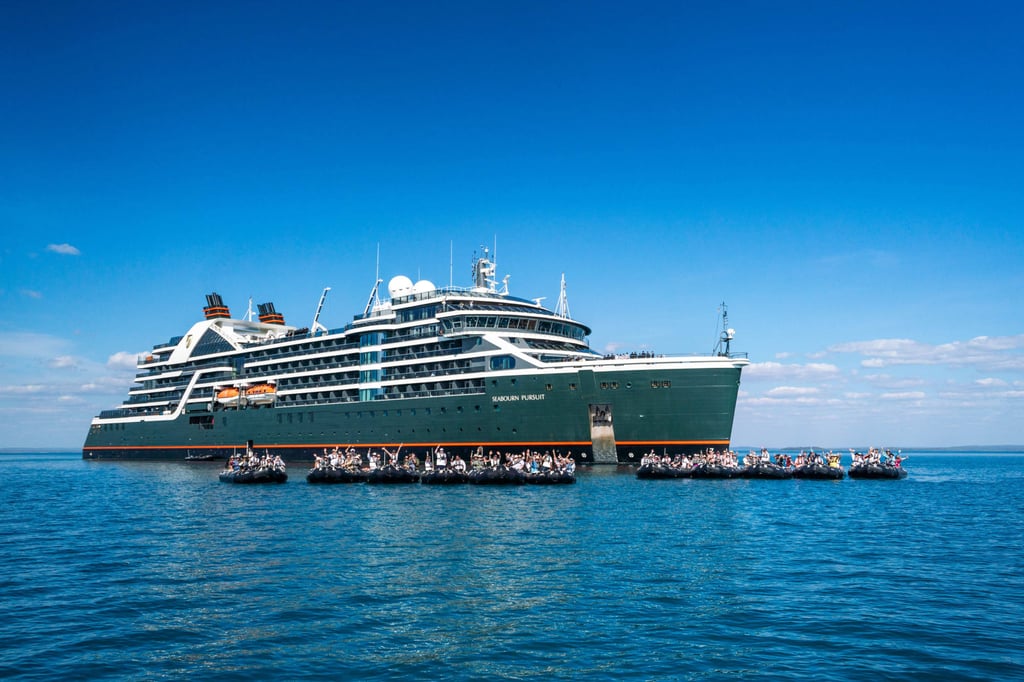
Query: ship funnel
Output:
[[258, 301, 286, 325], [204, 292, 231, 319]]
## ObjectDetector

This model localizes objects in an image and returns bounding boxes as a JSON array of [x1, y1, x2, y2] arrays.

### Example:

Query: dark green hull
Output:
[[83, 364, 742, 464]]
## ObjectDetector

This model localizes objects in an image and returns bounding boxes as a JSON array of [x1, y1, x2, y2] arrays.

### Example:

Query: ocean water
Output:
[[1, 452, 1022, 681]]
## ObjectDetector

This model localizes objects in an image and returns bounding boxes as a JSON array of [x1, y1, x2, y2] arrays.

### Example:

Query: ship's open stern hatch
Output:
[[589, 403, 617, 463]]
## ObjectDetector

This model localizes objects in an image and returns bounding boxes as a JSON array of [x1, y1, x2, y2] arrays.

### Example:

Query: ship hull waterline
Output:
[[83, 365, 742, 464]]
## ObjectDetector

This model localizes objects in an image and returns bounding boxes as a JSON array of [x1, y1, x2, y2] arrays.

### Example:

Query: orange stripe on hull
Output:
[[84, 438, 728, 452]]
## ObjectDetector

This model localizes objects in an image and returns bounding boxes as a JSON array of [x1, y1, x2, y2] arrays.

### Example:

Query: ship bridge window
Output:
[[193, 329, 234, 356], [490, 356, 515, 371]]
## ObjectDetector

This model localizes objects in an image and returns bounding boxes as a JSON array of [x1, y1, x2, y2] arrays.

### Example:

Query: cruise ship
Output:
[[82, 249, 748, 463]]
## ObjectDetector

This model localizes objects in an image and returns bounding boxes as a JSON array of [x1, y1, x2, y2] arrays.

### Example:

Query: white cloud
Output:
[[830, 335, 1024, 371], [80, 376, 134, 392], [743, 361, 841, 381], [20, 289, 43, 299], [49, 355, 79, 369], [107, 351, 141, 371], [4, 384, 47, 394], [742, 395, 825, 406], [766, 386, 820, 397], [975, 377, 1007, 387], [863, 374, 926, 389], [46, 243, 81, 256], [880, 391, 926, 400]]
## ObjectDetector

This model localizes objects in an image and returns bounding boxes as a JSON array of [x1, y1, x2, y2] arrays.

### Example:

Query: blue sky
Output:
[[2, 1, 1021, 449]]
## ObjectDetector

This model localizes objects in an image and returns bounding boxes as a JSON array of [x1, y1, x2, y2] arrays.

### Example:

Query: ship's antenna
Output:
[[555, 273, 571, 319], [363, 245, 383, 315], [245, 297, 255, 322], [714, 302, 735, 356], [449, 240, 453, 289], [311, 287, 331, 335]]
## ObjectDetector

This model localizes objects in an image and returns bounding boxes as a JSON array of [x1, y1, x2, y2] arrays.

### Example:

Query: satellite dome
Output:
[[412, 279, 436, 294], [388, 275, 414, 298]]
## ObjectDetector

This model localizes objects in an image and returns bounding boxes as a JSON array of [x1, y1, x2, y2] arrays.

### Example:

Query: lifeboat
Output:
[[366, 464, 421, 484], [468, 466, 526, 485], [420, 469, 470, 484], [307, 466, 370, 484], [636, 463, 691, 479], [245, 381, 277, 405], [793, 463, 845, 480], [849, 463, 908, 479], [740, 462, 794, 479], [215, 386, 241, 407], [219, 467, 287, 484]]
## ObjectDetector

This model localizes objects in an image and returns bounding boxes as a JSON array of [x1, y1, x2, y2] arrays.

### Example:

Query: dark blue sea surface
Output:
[[1, 452, 1022, 681]]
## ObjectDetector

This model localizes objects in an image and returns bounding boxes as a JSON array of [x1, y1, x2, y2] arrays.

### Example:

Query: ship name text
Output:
[[492, 393, 547, 403]]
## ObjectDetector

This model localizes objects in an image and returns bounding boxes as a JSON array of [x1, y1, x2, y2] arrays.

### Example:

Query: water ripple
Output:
[[1, 454, 1022, 680]]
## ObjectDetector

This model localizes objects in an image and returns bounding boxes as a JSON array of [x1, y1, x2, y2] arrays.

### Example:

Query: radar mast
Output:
[[714, 302, 735, 357], [471, 247, 509, 294], [555, 273, 571, 319]]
